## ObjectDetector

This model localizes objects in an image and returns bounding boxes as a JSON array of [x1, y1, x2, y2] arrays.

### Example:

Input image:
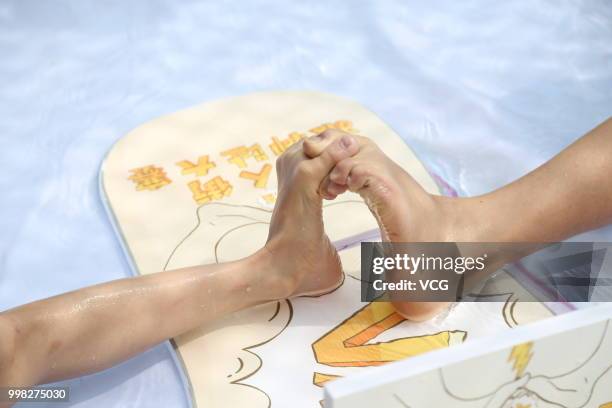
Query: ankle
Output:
[[437, 193, 510, 243], [252, 246, 298, 300], [433, 195, 477, 242]]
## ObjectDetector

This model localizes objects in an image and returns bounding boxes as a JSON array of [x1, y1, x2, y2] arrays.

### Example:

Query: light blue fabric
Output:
[[1, 1, 611, 406]]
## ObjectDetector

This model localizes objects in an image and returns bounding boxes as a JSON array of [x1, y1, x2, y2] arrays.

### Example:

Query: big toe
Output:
[[303, 129, 352, 158]]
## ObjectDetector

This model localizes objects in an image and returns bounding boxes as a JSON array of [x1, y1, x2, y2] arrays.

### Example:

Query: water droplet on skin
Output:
[[207, 288, 212, 294], [246, 287, 252, 293]]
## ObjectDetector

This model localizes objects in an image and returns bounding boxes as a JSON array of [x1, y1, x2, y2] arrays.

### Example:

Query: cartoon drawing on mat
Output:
[[312, 302, 466, 368], [164, 199, 466, 405], [101, 91, 557, 408], [383, 319, 612, 408], [160, 199, 553, 407]]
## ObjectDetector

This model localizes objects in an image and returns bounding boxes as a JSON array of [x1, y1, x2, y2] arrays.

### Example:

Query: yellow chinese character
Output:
[[269, 132, 305, 156], [309, 120, 356, 135], [334, 120, 356, 133], [176, 155, 216, 177], [188, 176, 233, 204], [221, 144, 269, 168], [128, 165, 172, 191], [239, 163, 272, 189]]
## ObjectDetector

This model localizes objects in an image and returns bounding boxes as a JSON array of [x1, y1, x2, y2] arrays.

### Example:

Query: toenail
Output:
[[340, 136, 352, 149], [307, 135, 321, 144]]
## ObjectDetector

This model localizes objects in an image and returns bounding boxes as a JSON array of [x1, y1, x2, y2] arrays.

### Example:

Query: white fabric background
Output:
[[1, 1, 610, 406]]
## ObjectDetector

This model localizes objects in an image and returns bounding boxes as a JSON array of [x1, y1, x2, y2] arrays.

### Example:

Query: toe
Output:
[[303, 129, 350, 158]]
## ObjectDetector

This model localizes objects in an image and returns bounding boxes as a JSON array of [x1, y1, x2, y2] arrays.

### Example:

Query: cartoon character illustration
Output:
[[380, 318, 612, 408], [161, 201, 550, 408]]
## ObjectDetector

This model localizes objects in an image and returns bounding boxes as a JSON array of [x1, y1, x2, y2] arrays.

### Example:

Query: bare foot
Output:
[[264, 132, 360, 298], [304, 131, 478, 320]]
